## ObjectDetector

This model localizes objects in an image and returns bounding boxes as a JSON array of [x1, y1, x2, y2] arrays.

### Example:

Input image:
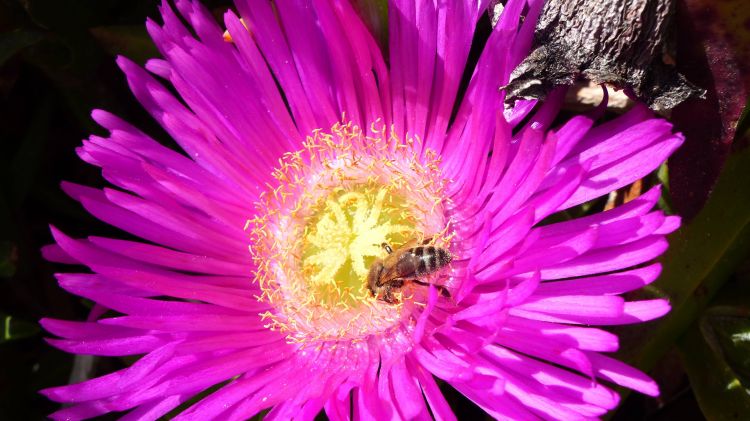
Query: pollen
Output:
[[249, 121, 452, 343], [302, 186, 413, 303]]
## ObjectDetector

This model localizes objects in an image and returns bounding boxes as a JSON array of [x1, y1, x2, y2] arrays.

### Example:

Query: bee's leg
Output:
[[382, 289, 394, 303], [382, 285, 399, 304], [380, 243, 393, 254], [381, 279, 405, 304], [420, 237, 433, 245], [412, 279, 451, 298]]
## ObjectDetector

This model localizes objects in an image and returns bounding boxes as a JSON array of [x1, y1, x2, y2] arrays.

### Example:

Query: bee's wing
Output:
[[380, 249, 404, 281], [382, 248, 419, 281], [398, 238, 419, 249]]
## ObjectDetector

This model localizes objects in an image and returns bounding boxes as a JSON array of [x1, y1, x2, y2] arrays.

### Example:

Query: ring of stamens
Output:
[[249, 121, 452, 343]]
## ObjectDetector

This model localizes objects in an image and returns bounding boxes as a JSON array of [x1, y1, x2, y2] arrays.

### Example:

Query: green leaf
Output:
[[0, 241, 16, 277], [0, 313, 40, 343], [656, 162, 673, 214], [737, 97, 750, 141], [352, 0, 388, 50], [617, 140, 750, 376], [90, 25, 159, 65], [678, 317, 750, 421], [710, 313, 750, 387], [0, 29, 44, 66], [10, 96, 52, 206], [20, 0, 117, 32], [677, 278, 750, 420]]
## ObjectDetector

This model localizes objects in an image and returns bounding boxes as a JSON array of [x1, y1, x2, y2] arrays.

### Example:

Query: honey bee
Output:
[[367, 238, 452, 304]]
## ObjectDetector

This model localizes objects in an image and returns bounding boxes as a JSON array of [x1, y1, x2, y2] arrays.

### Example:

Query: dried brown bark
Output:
[[503, 0, 704, 112]]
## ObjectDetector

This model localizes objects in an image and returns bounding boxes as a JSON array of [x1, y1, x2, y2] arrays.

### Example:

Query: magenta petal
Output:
[[389, 360, 428, 420], [119, 395, 187, 421], [177, 331, 284, 355], [41, 0, 681, 419], [322, 385, 351, 421], [46, 335, 166, 357], [41, 318, 142, 340], [540, 236, 668, 280], [501, 376, 589, 420], [535, 264, 662, 296], [41, 243, 78, 264], [509, 226, 599, 276], [409, 356, 457, 421], [588, 352, 660, 396], [562, 135, 684, 208], [483, 345, 619, 410], [175, 362, 294, 420], [501, 317, 619, 352], [49, 402, 109, 421], [518, 295, 625, 318], [414, 344, 473, 382], [99, 313, 264, 332], [149, 345, 299, 407], [476, 207, 536, 273], [88, 237, 249, 276], [42, 343, 177, 403], [451, 381, 535, 420], [82, 266, 266, 312], [512, 299, 670, 325], [493, 324, 596, 377]]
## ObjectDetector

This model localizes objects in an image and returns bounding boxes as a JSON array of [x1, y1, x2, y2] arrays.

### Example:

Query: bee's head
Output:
[[367, 260, 385, 296]]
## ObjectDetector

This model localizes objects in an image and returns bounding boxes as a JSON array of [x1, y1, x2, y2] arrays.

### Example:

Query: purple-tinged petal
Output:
[[540, 236, 668, 280], [46, 335, 167, 357], [49, 402, 110, 421], [120, 395, 187, 421], [587, 352, 660, 397], [88, 237, 249, 276], [389, 0, 482, 146], [508, 226, 599, 276], [322, 385, 351, 421], [80, 267, 265, 312], [413, 343, 473, 383], [562, 134, 684, 209], [501, 317, 620, 352], [483, 345, 620, 410], [408, 356, 457, 421], [518, 295, 625, 318], [176, 331, 284, 355], [40, 0, 681, 418], [389, 359, 429, 420], [100, 314, 266, 332], [511, 299, 670, 325], [174, 362, 295, 421], [535, 264, 662, 296], [41, 243, 78, 264], [41, 318, 143, 340], [41, 343, 178, 403], [475, 207, 536, 272]]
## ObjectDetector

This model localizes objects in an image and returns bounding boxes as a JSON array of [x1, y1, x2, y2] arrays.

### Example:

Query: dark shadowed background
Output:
[[2, 0, 749, 419]]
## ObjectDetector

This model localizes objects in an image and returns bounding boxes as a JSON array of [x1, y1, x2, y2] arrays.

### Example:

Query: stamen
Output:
[[222, 18, 249, 43], [249, 121, 452, 343]]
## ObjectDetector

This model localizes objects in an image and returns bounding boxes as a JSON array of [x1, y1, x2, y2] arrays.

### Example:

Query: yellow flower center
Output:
[[249, 121, 452, 343], [301, 185, 413, 307]]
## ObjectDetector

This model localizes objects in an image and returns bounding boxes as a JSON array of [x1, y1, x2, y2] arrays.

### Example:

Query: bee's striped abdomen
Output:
[[411, 246, 452, 276]]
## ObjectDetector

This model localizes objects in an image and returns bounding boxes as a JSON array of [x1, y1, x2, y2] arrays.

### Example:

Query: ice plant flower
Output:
[[41, 0, 684, 419]]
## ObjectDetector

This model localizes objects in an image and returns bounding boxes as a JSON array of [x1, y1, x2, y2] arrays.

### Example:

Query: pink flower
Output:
[[41, 0, 683, 419]]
